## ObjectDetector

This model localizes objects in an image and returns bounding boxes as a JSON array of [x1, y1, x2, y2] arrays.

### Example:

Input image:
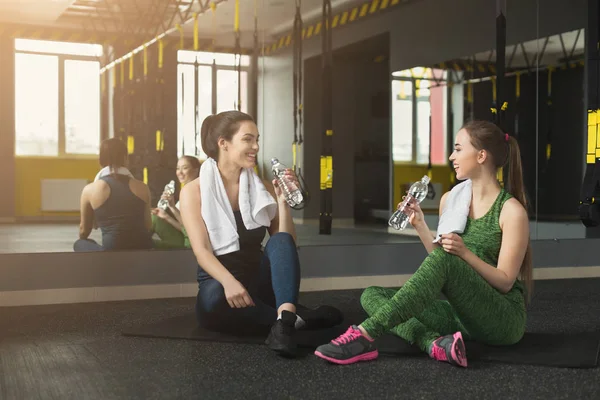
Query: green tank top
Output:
[[461, 188, 525, 294]]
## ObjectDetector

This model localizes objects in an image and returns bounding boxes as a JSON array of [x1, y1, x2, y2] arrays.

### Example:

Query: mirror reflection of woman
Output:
[[151, 156, 201, 249], [75, 138, 154, 252]]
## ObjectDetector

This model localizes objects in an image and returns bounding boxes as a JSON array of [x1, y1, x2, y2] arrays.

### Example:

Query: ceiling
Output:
[[467, 29, 585, 70], [0, 0, 367, 48]]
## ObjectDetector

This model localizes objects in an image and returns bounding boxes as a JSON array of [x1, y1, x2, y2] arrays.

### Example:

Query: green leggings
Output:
[[151, 215, 189, 249], [360, 248, 526, 352]]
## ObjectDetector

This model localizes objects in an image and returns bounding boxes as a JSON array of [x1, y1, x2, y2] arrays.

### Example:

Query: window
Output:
[[14, 39, 102, 157], [391, 68, 448, 165], [177, 51, 250, 160], [15, 53, 60, 156]]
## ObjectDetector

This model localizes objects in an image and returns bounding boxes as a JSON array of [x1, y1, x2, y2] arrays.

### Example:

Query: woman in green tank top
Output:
[[315, 120, 533, 367]]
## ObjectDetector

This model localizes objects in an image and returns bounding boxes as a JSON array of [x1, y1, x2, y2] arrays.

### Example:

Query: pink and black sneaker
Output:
[[314, 325, 379, 365], [430, 331, 468, 367]]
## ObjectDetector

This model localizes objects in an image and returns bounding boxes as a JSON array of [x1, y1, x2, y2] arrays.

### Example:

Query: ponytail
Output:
[[505, 136, 533, 304]]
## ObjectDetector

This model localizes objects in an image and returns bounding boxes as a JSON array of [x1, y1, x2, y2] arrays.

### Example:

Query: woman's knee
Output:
[[265, 232, 295, 250], [360, 286, 384, 313]]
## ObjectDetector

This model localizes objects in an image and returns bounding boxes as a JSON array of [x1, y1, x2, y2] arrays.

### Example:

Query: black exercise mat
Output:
[[122, 313, 600, 368]]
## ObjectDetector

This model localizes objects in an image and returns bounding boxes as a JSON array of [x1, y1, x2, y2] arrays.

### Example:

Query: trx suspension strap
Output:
[[514, 71, 521, 138], [234, 0, 242, 111], [142, 45, 149, 184], [291, 0, 309, 210], [156, 39, 165, 161], [545, 66, 554, 168], [320, 0, 333, 235], [492, 0, 508, 186], [211, 2, 217, 115], [447, 70, 456, 189], [293, 0, 303, 173], [127, 55, 135, 157], [426, 111, 436, 200], [194, 12, 200, 156], [579, 0, 600, 229]]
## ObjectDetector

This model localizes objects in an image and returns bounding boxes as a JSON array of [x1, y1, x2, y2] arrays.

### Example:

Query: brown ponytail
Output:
[[505, 136, 533, 303], [462, 120, 533, 303]]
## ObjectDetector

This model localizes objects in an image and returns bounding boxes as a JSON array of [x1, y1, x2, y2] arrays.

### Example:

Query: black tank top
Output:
[[197, 210, 267, 283], [94, 175, 154, 250]]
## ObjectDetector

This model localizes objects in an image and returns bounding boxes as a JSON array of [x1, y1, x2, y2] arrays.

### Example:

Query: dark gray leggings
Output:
[[195, 232, 301, 330]]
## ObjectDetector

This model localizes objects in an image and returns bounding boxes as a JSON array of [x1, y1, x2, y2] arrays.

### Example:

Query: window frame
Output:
[[176, 51, 251, 160], [391, 69, 451, 166], [14, 46, 102, 159]]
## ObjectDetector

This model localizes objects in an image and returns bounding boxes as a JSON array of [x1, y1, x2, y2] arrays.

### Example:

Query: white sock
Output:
[[277, 312, 306, 329]]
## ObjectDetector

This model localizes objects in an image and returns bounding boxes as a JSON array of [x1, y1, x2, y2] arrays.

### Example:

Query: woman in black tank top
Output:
[[179, 111, 342, 358], [74, 138, 153, 252]]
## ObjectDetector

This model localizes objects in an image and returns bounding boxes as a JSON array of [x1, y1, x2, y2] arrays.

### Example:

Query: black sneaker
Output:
[[265, 310, 297, 357], [314, 325, 379, 365], [296, 304, 344, 330]]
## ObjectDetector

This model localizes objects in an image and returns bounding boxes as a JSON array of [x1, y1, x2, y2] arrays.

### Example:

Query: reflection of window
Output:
[[391, 68, 448, 165], [65, 60, 101, 155], [14, 39, 102, 157], [15, 53, 60, 156], [177, 51, 250, 159], [391, 80, 412, 162], [217, 69, 248, 113]]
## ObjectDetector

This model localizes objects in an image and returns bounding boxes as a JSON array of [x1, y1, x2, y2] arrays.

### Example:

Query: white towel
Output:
[[433, 179, 472, 243], [94, 166, 134, 182], [200, 158, 277, 255]]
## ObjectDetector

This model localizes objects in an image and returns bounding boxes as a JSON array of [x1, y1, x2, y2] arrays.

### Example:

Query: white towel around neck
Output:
[[433, 179, 472, 243], [94, 166, 134, 182], [200, 158, 277, 255]]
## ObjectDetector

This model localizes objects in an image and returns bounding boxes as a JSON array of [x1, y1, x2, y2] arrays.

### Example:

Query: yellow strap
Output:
[[326, 156, 333, 189], [143, 167, 148, 185], [292, 143, 297, 169], [320, 157, 327, 190], [587, 109, 600, 164], [120, 62, 124, 88], [234, 0, 240, 33], [491, 76, 496, 102], [127, 136, 135, 154], [399, 81, 406, 99], [515, 72, 521, 98], [156, 130, 164, 152], [193, 13, 199, 51], [129, 56, 134, 81], [143, 45, 148, 77], [467, 82, 473, 103], [158, 39, 164, 69], [546, 143, 552, 160]]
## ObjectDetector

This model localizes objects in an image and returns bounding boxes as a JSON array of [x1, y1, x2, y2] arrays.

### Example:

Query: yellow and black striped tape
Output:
[[264, 0, 403, 55], [587, 109, 600, 164]]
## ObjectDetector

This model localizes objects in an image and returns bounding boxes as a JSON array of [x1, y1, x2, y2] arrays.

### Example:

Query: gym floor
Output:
[[0, 222, 415, 254], [1, 278, 599, 399]]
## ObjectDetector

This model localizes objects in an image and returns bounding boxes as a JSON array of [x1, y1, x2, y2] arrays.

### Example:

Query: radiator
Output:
[[40, 179, 89, 212]]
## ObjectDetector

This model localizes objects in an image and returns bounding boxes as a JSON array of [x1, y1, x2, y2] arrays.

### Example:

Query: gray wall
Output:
[[258, 0, 587, 220], [0, 36, 15, 221]]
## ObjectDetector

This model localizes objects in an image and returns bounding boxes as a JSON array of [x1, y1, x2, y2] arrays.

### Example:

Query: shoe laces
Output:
[[332, 326, 362, 345]]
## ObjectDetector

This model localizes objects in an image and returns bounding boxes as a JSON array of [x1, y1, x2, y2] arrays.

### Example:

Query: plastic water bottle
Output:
[[271, 158, 303, 207], [158, 180, 176, 210], [389, 175, 430, 230]]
